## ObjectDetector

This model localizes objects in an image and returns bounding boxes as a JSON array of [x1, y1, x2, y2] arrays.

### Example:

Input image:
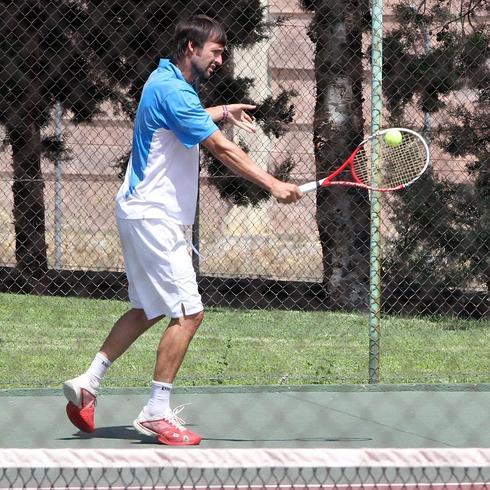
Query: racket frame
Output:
[[299, 128, 430, 193]]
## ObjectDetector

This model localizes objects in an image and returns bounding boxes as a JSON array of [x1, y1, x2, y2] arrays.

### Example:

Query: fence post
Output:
[[369, 0, 384, 384], [54, 100, 63, 271]]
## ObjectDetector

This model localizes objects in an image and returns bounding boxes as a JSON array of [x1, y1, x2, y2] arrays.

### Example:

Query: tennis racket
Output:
[[299, 128, 430, 193]]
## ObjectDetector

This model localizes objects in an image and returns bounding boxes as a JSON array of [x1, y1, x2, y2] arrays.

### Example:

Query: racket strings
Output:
[[353, 133, 427, 189]]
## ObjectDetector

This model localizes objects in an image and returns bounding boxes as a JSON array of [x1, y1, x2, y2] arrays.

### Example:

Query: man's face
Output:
[[189, 40, 225, 81]]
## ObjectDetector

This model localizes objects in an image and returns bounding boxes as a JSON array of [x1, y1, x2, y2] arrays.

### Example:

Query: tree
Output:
[[299, 0, 372, 310], [382, 2, 489, 296], [1, 0, 293, 288]]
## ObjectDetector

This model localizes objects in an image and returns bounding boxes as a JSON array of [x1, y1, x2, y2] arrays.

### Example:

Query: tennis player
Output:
[[63, 14, 302, 446]]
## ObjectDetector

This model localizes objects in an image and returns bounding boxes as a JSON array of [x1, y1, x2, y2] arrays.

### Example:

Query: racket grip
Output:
[[299, 180, 321, 193]]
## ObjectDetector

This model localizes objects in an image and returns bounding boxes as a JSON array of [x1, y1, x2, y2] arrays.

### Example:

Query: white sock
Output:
[[146, 380, 173, 417], [84, 352, 112, 392]]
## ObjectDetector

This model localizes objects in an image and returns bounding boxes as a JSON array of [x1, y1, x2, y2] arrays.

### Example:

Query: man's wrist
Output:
[[221, 104, 229, 122]]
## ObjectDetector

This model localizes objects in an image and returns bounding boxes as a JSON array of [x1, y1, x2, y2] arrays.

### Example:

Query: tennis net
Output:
[[1, 447, 489, 489]]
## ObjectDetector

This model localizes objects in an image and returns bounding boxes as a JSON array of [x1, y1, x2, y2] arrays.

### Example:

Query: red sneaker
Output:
[[133, 405, 202, 446], [63, 377, 97, 433]]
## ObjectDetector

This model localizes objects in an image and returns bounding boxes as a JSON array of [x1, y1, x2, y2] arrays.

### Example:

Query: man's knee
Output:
[[188, 309, 204, 332], [174, 309, 204, 338]]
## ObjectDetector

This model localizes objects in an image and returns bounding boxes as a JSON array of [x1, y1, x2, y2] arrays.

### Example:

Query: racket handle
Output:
[[299, 180, 321, 193]]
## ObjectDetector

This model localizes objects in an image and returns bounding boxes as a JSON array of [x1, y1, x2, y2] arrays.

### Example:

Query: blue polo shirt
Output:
[[115, 59, 219, 224]]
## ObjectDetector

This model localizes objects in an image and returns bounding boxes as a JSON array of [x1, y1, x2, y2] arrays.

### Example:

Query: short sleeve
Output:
[[161, 88, 219, 148]]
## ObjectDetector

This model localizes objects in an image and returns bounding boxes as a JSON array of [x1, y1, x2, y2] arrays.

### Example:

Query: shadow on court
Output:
[[0, 384, 488, 449]]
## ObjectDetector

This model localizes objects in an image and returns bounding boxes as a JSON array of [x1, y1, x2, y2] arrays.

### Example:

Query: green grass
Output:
[[0, 293, 488, 389]]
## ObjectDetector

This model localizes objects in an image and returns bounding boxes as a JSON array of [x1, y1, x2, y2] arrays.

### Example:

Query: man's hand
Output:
[[226, 104, 257, 133], [270, 181, 303, 204]]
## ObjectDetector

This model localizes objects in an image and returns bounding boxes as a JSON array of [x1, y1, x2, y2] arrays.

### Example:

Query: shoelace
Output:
[[163, 403, 190, 429]]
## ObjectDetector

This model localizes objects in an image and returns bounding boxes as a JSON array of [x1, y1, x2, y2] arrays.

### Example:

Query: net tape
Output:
[[1, 448, 489, 489]]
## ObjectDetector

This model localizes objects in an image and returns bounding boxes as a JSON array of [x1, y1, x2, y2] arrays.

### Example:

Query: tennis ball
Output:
[[384, 129, 403, 147]]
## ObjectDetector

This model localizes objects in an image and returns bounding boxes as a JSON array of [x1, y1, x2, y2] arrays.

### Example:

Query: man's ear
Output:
[[187, 40, 196, 55]]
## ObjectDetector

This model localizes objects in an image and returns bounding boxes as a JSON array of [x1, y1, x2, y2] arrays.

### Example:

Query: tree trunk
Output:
[[313, 0, 370, 310], [9, 26, 48, 281], [10, 123, 48, 277]]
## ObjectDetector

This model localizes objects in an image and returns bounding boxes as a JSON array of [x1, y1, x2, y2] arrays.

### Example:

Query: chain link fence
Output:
[[0, 0, 488, 318], [0, 1, 489, 463]]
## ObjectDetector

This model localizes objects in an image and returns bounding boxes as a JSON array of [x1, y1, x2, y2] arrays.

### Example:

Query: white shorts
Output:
[[117, 217, 203, 320]]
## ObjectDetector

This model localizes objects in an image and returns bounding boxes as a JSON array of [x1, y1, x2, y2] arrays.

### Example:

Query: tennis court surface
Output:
[[0, 385, 489, 488]]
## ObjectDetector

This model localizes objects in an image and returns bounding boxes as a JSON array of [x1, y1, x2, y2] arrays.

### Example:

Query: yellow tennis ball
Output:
[[384, 129, 403, 147]]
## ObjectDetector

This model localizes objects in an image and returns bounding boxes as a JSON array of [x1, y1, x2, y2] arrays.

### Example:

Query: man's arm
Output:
[[202, 130, 302, 204]]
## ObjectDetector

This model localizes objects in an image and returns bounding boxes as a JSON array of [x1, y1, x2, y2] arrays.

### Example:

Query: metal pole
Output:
[[368, 0, 384, 383], [54, 100, 63, 270]]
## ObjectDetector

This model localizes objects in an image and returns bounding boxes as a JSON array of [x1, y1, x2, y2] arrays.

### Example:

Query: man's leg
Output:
[[143, 310, 204, 418], [133, 309, 204, 446], [154, 310, 204, 382], [66, 308, 164, 395], [63, 308, 163, 433]]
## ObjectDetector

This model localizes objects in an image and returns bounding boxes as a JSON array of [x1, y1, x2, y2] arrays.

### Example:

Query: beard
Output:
[[191, 60, 213, 82]]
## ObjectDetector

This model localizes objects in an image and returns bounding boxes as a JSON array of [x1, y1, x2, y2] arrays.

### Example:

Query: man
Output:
[[63, 15, 302, 446]]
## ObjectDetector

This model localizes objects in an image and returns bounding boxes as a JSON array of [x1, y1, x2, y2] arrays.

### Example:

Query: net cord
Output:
[[1, 448, 489, 469]]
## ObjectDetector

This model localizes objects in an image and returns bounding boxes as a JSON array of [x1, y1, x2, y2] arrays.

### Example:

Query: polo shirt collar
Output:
[[158, 59, 186, 82]]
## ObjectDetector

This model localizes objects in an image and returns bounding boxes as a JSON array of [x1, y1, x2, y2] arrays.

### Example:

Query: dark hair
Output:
[[172, 15, 227, 62]]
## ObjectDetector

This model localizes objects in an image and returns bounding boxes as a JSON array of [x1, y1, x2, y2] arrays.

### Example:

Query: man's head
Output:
[[172, 15, 227, 82]]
